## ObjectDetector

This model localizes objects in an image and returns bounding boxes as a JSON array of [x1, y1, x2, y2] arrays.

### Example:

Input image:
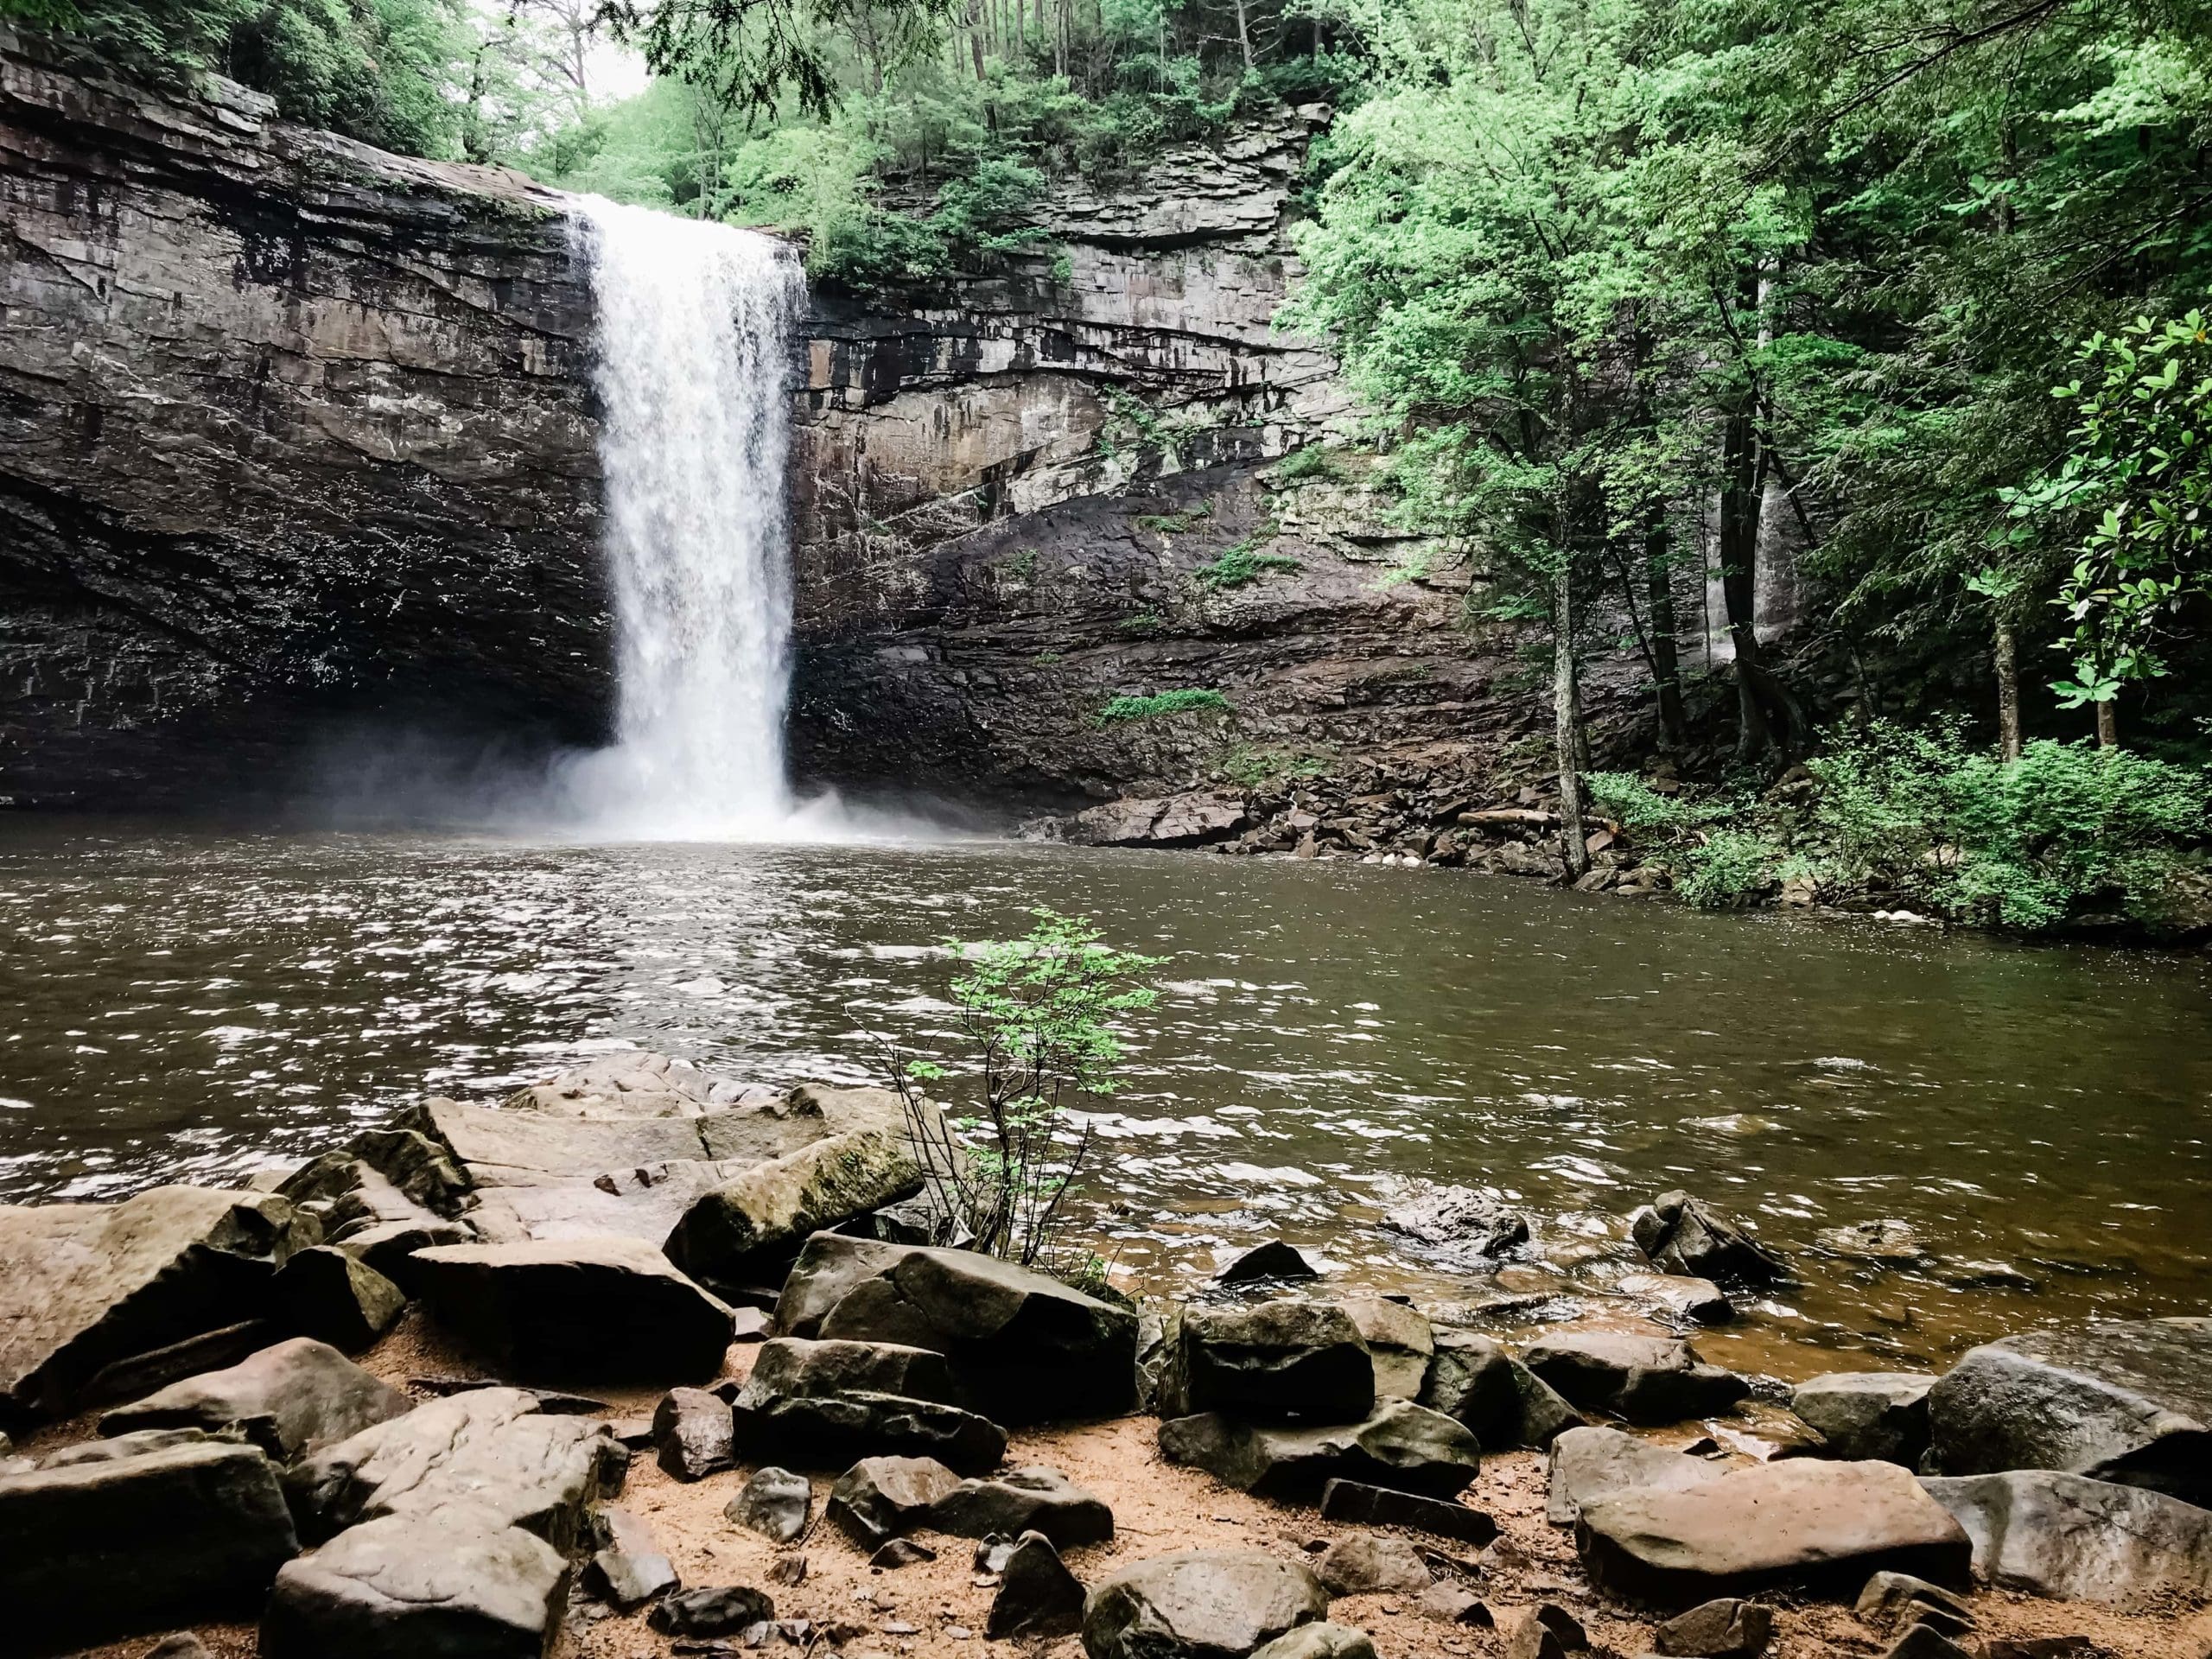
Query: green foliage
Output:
[[885, 908, 1165, 1268], [1097, 687, 1230, 721], [1216, 741, 1330, 787], [1268, 444, 1347, 486], [1134, 502, 1213, 533], [1586, 773, 1726, 836], [1192, 526, 1298, 590], [1678, 831, 1786, 911]]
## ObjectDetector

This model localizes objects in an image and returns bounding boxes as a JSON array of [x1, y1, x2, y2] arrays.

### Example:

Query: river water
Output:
[[3, 822, 2206, 1379]]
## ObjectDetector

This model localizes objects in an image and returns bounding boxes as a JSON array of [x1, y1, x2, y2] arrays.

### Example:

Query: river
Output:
[[3, 819, 2207, 1381]]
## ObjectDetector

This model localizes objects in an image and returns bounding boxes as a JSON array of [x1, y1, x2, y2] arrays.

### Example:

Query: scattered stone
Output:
[[1575, 1459, 1971, 1602], [1316, 1533, 1432, 1594], [0, 1439, 300, 1653], [1617, 1274, 1734, 1325], [655, 1386, 738, 1480], [986, 1530, 1085, 1639], [1420, 1330, 1586, 1449], [101, 1337, 412, 1464], [1344, 1298, 1434, 1401], [0, 1185, 314, 1419], [1879, 1628, 1974, 1659], [825, 1454, 963, 1548], [1218, 1241, 1319, 1284], [773, 1234, 1138, 1422], [260, 1508, 566, 1658], [870, 1536, 936, 1567], [1159, 1398, 1480, 1502], [1921, 1469, 2212, 1604], [1522, 1332, 1750, 1425], [1791, 1373, 1934, 1466], [728, 1465, 813, 1542], [766, 1554, 808, 1586], [1925, 1318, 2212, 1507], [1157, 1300, 1376, 1421], [1545, 1427, 1721, 1526], [928, 1464, 1114, 1547], [1382, 1182, 1532, 1264], [609, 1415, 657, 1449], [1252, 1623, 1381, 1659], [1319, 1477, 1498, 1547], [588, 1535, 681, 1611], [1853, 1571, 1976, 1632], [1981, 1639, 2098, 1659], [1630, 1192, 1785, 1287], [1082, 1549, 1330, 1659], [1419, 1582, 1491, 1624], [648, 1586, 776, 1637], [270, 1247, 407, 1353], [1500, 1605, 1574, 1659], [143, 1637, 213, 1659], [1815, 1220, 1929, 1266], [975, 1533, 1017, 1572], [1652, 1598, 1775, 1656], [410, 1237, 736, 1383], [285, 1385, 622, 1550], [738, 1389, 1007, 1472]]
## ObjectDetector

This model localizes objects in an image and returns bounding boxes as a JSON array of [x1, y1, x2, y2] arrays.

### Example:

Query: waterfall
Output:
[[568, 197, 807, 839]]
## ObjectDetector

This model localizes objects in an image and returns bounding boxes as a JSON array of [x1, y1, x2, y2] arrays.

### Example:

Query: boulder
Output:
[[1792, 1373, 1934, 1466], [1252, 1624, 1379, 1659], [0, 1439, 299, 1654], [1343, 1299, 1433, 1401], [930, 1465, 1115, 1547], [1522, 1332, 1750, 1425], [1061, 792, 1249, 849], [824, 1454, 963, 1547], [736, 1388, 1006, 1471], [1920, 1469, 2212, 1604], [1854, 1571, 1975, 1633], [1501, 1605, 1585, 1659], [261, 1509, 567, 1657], [1319, 1477, 1497, 1547], [652, 1386, 736, 1480], [1618, 1274, 1734, 1326], [1652, 1598, 1774, 1656], [1314, 1533, 1431, 1594], [100, 1337, 412, 1463], [1575, 1459, 1971, 1603], [1381, 1182, 1531, 1265], [1815, 1219, 1929, 1266], [333, 1218, 472, 1292], [1159, 1399, 1479, 1502], [1545, 1426, 1722, 1526], [0, 1185, 314, 1419], [38, 1426, 216, 1467], [871, 1535, 936, 1567], [772, 1232, 1138, 1422], [647, 1585, 775, 1637], [988, 1530, 1087, 1639], [1925, 1318, 2212, 1506], [735, 1336, 963, 1409], [1217, 1242, 1319, 1285], [663, 1127, 925, 1294], [1420, 1330, 1586, 1449], [1881, 1630, 1974, 1659], [1419, 1581, 1493, 1624], [586, 1505, 678, 1610], [285, 1386, 622, 1549], [270, 1247, 407, 1353], [1630, 1192, 1785, 1287], [726, 1465, 812, 1542], [1158, 1300, 1376, 1422], [410, 1237, 734, 1383], [1082, 1549, 1331, 1659]]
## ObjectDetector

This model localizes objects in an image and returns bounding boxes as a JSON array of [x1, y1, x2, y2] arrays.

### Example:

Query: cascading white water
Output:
[[568, 197, 807, 839]]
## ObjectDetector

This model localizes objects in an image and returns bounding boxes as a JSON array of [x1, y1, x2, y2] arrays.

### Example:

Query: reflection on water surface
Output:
[[3, 822, 2207, 1376]]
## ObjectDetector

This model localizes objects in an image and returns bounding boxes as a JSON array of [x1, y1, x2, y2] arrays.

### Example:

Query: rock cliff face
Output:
[[0, 35, 1561, 814]]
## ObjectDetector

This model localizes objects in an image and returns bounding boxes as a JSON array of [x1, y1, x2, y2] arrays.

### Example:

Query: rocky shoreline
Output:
[[2, 1054, 2207, 1659]]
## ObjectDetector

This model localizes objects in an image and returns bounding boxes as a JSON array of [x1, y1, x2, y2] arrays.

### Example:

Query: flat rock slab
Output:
[[739, 1389, 1007, 1471], [735, 1336, 963, 1408], [1618, 1274, 1735, 1325], [1159, 1300, 1376, 1422], [411, 1236, 734, 1383], [1546, 1425, 1723, 1526], [0, 1439, 299, 1655], [1921, 1469, 2212, 1605], [286, 1385, 621, 1550], [1575, 1459, 1971, 1604], [1159, 1399, 1479, 1502], [1252, 1624, 1380, 1659], [101, 1336, 413, 1463], [0, 1185, 313, 1418], [1927, 1318, 2212, 1507], [1083, 1548, 1331, 1659], [773, 1233, 1138, 1423], [930, 1465, 1114, 1547], [1344, 1298, 1433, 1402], [261, 1510, 567, 1657], [1792, 1372, 1934, 1466], [1319, 1477, 1497, 1547], [1522, 1331, 1750, 1426]]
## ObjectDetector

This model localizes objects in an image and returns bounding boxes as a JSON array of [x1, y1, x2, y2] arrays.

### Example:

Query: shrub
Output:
[[1192, 547, 1300, 591], [1268, 444, 1347, 486], [1097, 688, 1231, 722], [1216, 742, 1330, 788], [1678, 831, 1785, 909]]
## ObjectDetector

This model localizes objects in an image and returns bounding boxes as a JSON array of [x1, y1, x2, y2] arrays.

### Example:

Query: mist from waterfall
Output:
[[563, 197, 808, 839]]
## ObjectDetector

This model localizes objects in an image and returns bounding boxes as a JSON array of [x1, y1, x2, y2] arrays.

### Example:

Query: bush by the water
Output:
[[1591, 724, 2211, 930]]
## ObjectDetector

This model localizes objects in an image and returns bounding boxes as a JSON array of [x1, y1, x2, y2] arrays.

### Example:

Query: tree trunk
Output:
[[1719, 409, 1774, 763], [1646, 518, 1688, 752], [1231, 0, 1255, 67], [2096, 698, 2120, 749], [1994, 618, 2022, 760], [968, 0, 986, 76], [1554, 557, 1592, 881]]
